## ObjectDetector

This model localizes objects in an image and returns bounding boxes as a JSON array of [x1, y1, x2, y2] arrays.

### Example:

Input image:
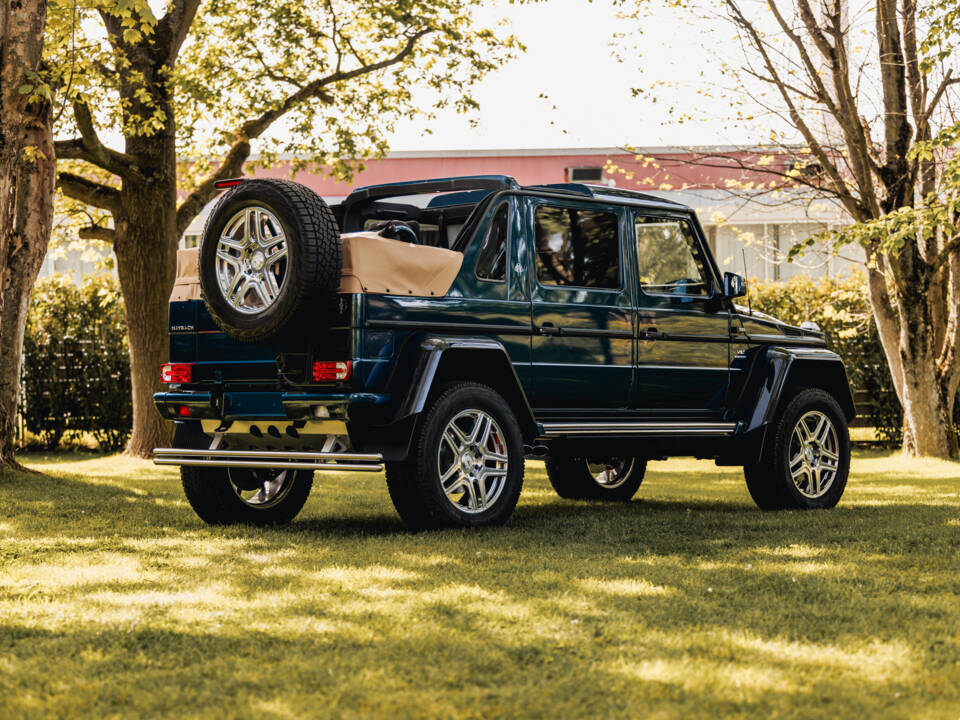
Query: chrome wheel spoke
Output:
[[265, 246, 287, 268], [482, 449, 508, 464]]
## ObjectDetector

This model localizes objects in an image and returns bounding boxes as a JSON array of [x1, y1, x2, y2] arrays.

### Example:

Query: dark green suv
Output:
[[154, 174, 855, 529]]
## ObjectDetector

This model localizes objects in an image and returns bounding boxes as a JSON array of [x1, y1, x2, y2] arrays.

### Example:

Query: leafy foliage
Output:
[[748, 273, 902, 444], [21, 275, 131, 451]]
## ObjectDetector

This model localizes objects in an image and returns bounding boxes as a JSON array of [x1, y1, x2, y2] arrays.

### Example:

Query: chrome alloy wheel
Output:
[[586, 458, 636, 489], [437, 409, 509, 514], [788, 410, 840, 499], [227, 468, 296, 509], [215, 206, 288, 314]]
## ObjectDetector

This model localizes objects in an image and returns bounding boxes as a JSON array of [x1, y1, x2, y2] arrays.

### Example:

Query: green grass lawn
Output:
[[1, 451, 959, 719]]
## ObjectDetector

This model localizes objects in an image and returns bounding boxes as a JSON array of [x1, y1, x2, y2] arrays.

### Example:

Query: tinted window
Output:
[[534, 206, 619, 289], [634, 217, 712, 296], [475, 204, 509, 281]]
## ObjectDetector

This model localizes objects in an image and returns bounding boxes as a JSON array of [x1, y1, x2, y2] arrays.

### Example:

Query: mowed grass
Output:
[[1, 451, 959, 719]]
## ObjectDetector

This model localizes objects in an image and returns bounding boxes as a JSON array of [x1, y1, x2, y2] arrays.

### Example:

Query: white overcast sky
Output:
[[388, 0, 751, 151]]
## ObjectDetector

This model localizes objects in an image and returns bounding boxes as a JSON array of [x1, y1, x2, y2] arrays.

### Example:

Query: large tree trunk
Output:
[[0, 0, 54, 468], [115, 166, 179, 458]]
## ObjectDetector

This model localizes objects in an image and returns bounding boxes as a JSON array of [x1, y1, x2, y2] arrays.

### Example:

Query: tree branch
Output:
[[158, 0, 202, 65], [78, 225, 117, 243], [56, 101, 137, 178], [724, 0, 868, 221], [56, 172, 121, 214]]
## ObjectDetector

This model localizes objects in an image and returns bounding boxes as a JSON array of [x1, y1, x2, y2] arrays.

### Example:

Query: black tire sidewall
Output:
[[774, 388, 850, 509], [417, 384, 525, 528], [181, 465, 314, 526], [546, 456, 646, 501]]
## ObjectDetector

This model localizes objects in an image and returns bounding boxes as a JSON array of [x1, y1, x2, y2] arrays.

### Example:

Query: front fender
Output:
[[736, 345, 856, 434]]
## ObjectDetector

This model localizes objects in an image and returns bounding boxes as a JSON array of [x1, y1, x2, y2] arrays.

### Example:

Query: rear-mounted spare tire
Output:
[[198, 179, 341, 343]]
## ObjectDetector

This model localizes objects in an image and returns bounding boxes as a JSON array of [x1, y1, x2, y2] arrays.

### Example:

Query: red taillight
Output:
[[312, 360, 352, 382], [178, 405, 192, 417], [214, 178, 245, 189], [161, 363, 192, 384]]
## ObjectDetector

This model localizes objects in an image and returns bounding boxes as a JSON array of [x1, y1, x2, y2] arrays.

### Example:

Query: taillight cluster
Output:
[[161, 363, 192, 384], [312, 360, 352, 382]]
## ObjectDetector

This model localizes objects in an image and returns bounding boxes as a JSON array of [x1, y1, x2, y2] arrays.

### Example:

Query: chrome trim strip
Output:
[[154, 458, 383, 472], [541, 421, 736, 437], [152, 447, 384, 472]]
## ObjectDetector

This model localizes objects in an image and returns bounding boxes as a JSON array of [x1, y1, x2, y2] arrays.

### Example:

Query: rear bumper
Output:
[[154, 390, 390, 421], [153, 447, 384, 473]]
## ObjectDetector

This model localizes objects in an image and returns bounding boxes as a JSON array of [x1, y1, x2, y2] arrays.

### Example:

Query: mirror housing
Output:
[[723, 272, 747, 299]]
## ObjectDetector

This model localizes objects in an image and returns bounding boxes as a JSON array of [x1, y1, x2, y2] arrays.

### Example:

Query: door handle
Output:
[[539, 322, 561, 336], [642, 326, 661, 339]]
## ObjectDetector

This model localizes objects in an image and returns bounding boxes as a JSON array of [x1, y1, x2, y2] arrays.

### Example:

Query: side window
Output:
[[634, 216, 713, 296], [534, 205, 619, 289], [475, 203, 509, 281]]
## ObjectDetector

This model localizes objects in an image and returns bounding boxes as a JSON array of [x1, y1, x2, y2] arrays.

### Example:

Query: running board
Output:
[[153, 448, 384, 472], [541, 421, 736, 437]]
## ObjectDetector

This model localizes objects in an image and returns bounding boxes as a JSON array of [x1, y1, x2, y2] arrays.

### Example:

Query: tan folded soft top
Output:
[[170, 232, 463, 302]]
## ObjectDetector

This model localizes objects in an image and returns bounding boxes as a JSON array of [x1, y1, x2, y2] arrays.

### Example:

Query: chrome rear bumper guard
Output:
[[153, 448, 384, 473]]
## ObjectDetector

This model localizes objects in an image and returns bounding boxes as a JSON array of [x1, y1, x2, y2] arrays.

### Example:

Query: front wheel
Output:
[[545, 455, 647, 501], [385, 382, 525, 530], [744, 387, 850, 510], [181, 465, 314, 525]]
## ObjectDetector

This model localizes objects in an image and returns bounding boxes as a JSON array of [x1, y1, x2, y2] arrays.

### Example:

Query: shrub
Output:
[[21, 275, 131, 451], [747, 272, 902, 443]]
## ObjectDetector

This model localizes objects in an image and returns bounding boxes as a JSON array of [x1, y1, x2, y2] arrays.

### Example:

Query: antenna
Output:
[[742, 248, 752, 316]]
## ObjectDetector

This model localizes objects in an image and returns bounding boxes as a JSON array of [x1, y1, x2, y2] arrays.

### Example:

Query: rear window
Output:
[[534, 205, 620, 289]]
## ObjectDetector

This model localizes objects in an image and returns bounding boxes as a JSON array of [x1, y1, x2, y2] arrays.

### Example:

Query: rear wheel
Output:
[[181, 465, 314, 525], [545, 455, 647, 501], [385, 383, 525, 530], [744, 387, 850, 510]]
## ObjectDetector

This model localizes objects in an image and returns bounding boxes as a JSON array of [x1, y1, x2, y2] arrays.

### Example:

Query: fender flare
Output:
[[734, 345, 856, 461], [394, 335, 539, 441]]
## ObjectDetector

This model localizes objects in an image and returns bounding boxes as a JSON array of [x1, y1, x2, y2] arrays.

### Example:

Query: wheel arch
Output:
[[736, 346, 855, 463], [395, 336, 538, 443]]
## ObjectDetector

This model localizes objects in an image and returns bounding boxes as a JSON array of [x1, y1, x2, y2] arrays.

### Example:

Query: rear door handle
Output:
[[539, 322, 561, 336]]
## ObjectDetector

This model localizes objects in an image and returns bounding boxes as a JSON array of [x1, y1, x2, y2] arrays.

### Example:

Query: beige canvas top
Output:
[[170, 248, 202, 301], [169, 232, 463, 303], [339, 231, 463, 296]]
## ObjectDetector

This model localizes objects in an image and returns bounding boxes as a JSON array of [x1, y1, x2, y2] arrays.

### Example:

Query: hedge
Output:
[[21, 275, 132, 451], [748, 272, 902, 443]]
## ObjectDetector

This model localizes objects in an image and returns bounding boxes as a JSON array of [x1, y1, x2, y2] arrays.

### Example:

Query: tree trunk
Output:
[[898, 352, 958, 458], [0, 0, 54, 468], [114, 179, 178, 457]]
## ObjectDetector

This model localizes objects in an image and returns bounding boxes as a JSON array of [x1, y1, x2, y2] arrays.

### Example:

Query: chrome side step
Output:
[[541, 421, 736, 437], [153, 447, 384, 473]]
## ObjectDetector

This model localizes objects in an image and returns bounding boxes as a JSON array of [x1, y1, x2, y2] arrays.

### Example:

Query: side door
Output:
[[527, 199, 634, 410], [630, 212, 730, 412]]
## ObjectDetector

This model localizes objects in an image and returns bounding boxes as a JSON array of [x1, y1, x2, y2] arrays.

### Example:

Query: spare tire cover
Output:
[[198, 179, 341, 343]]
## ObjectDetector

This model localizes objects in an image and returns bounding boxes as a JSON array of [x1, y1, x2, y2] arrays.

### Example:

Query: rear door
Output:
[[630, 212, 730, 411], [528, 199, 634, 409]]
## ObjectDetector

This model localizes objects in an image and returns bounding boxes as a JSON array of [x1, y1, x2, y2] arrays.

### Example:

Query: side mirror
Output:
[[723, 272, 747, 299]]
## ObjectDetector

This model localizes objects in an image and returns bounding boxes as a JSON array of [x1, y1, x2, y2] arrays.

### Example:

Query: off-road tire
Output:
[[545, 456, 647, 501], [199, 179, 341, 343], [385, 383, 525, 530], [744, 387, 850, 510], [181, 466, 314, 526]]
